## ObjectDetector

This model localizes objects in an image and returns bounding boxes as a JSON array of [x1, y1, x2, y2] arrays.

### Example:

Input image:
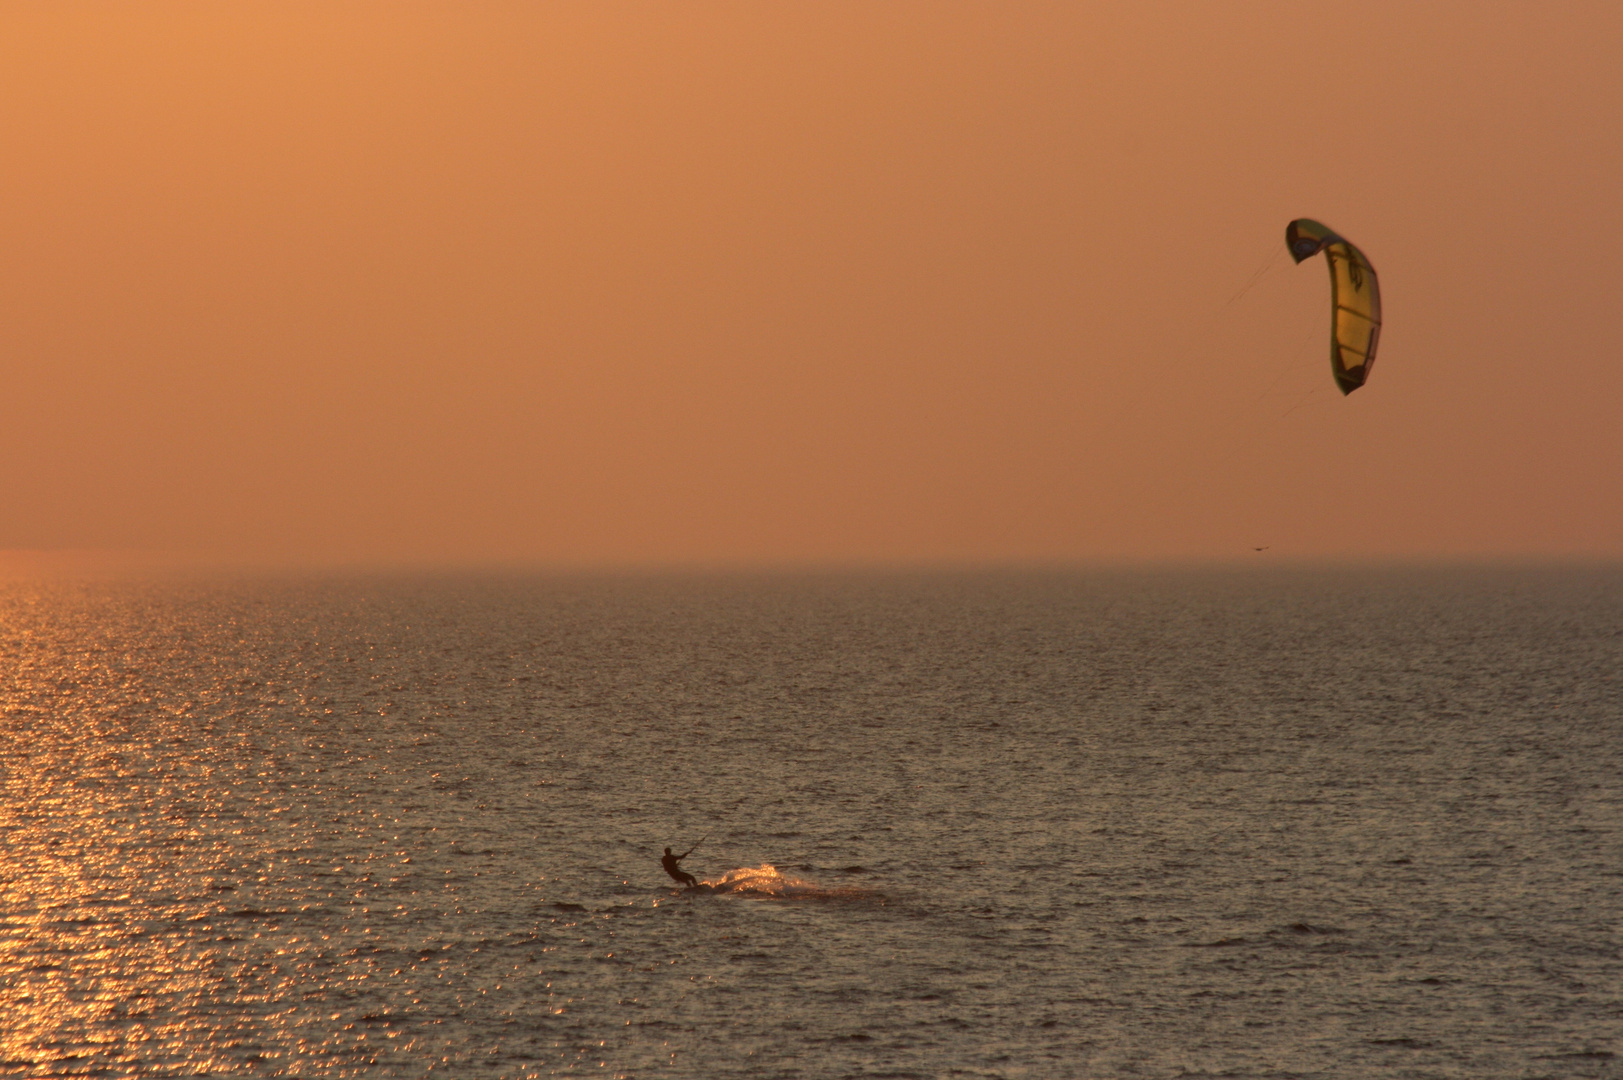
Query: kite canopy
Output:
[[1285, 218, 1381, 395]]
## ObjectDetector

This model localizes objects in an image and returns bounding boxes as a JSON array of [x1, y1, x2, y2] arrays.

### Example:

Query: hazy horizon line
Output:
[[4, 548, 1620, 582]]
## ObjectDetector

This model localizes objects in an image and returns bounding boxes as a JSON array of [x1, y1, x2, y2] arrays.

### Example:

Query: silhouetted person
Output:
[[662, 845, 699, 888]]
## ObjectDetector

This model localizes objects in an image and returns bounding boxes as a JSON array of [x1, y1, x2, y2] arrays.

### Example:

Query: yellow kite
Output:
[[1286, 219, 1382, 395]]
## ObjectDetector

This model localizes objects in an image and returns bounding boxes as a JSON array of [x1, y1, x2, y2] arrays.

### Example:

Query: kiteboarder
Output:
[[661, 845, 700, 888]]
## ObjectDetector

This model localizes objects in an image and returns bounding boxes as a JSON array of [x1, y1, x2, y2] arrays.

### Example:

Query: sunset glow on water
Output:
[[3, 570, 1619, 1076]]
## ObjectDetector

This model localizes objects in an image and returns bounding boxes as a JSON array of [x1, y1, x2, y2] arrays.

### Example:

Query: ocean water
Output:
[[1, 567, 1619, 1079]]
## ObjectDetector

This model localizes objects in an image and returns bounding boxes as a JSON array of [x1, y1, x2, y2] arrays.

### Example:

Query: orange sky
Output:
[[1, 2, 1619, 568]]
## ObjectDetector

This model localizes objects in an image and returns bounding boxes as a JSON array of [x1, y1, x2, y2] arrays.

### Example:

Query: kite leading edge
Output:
[[1285, 219, 1381, 395]]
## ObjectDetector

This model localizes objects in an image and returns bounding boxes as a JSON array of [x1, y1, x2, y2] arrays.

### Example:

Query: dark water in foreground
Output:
[[1, 567, 1620, 1078]]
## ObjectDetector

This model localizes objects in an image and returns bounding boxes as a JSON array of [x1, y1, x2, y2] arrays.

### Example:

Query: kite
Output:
[[1286, 219, 1381, 395]]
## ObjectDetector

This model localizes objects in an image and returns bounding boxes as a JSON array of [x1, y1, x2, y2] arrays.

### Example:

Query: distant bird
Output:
[[1253, 546, 1270, 552]]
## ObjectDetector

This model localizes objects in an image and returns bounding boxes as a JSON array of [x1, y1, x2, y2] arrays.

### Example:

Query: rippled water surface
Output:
[[2, 567, 1620, 1078]]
